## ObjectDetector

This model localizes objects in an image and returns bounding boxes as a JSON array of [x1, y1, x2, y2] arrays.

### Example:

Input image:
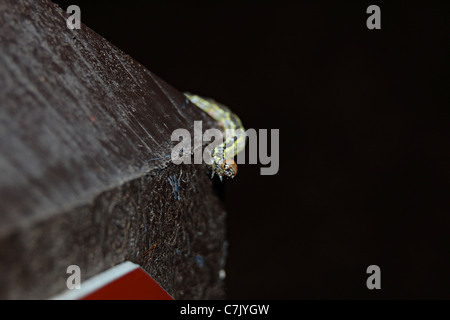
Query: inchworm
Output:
[[184, 93, 246, 181]]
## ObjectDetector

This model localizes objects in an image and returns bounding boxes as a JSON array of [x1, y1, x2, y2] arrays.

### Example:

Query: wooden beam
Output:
[[0, 0, 225, 299]]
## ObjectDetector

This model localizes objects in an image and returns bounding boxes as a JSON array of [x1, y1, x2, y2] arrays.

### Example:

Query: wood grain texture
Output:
[[0, 0, 225, 299]]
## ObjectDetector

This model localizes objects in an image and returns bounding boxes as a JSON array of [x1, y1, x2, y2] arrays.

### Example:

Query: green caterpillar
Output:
[[184, 93, 245, 181]]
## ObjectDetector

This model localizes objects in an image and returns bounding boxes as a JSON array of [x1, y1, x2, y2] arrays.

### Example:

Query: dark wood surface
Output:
[[0, 0, 225, 299]]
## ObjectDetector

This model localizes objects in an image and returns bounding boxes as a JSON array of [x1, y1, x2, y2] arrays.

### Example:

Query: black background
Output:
[[53, 1, 449, 299]]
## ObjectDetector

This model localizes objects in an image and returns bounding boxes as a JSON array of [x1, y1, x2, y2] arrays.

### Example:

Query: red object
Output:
[[82, 267, 173, 300]]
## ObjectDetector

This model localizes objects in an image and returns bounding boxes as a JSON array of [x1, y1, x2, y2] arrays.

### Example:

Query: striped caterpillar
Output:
[[184, 93, 245, 181]]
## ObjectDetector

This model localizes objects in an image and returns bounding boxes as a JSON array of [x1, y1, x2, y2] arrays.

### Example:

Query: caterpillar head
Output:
[[212, 158, 238, 181]]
